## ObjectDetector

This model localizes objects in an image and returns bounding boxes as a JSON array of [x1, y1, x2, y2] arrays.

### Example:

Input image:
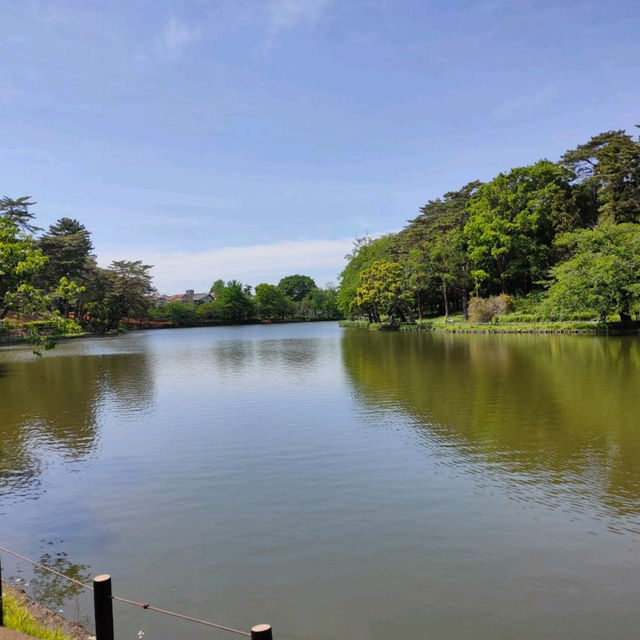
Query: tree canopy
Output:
[[338, 126, 640, 323], [254, 283, 293, 320], [545, 224, 640, 322], [0, 217, 48, 319], [37, 217, 94, 292], [278, 274, 317, 302]]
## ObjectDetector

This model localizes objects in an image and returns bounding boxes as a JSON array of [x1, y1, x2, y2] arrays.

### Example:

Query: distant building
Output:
[[193, 292, 214, 305], [149, 294, 168, 307], [162, 290, 214, 306]]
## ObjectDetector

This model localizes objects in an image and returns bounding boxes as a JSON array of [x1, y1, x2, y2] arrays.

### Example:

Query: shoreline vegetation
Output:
[[2, 127, 640, 348], [337, 128, 640, 329], [0, 195, 341, 349], [1, 582, 90, 640], [339, 317, 640, 334]]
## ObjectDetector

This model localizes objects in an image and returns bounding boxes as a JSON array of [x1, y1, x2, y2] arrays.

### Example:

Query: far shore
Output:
[[0, 317, 340, 348]]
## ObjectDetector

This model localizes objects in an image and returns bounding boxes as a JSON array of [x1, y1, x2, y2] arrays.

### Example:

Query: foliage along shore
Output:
[[336, 127, 640, 327], [339, 317, 640, 334], [3, 126, 640, 348], [0, 196, 341, 349], [0, 316, 340, 348]]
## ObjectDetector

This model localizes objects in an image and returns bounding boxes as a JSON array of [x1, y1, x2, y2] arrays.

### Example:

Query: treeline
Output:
[[0, 198, 155, 342], [338, 128, 640, 324], [0, 199, 340, 345], [149, 275, 340, 325]]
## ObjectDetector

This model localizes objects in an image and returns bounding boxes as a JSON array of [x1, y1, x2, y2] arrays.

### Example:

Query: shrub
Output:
[[468, 295, 513, 323]]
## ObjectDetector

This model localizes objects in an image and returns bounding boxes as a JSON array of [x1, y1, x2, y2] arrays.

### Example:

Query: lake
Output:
[[1, 322, 639, 639]]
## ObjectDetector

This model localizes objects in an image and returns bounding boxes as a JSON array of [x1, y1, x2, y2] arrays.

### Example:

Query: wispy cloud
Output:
[[492, 84, 557, 119], [155, 16, 201, 60], [265, 0, 331, 47], [101, 237, 353, 293]]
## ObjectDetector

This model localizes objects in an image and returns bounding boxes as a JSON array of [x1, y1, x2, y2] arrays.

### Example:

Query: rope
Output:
[[0, 544, 251, 637], [0, 544, 93, 592], [111, 595, 250, 637]]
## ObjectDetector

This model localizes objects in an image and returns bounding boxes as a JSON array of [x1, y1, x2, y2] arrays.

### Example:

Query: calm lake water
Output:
[[1, 323, 639, 640]]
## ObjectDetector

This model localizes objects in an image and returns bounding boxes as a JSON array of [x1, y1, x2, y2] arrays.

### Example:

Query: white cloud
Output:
[[265, 0, 331, 46], [155, 16, 201, 59], [101, 237, 354, 293]]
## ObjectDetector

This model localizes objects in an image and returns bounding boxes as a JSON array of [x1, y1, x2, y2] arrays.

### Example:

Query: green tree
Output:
[[308, 286, 341, 319], [351, 261, 412, 323], [417, 228, 473, 318], [561, 129, 640, 224], [210, 279, 226, 296], [0, 196, 40, 233], [151, 301, 198, 325], [37, 218, 94, 291], [338, 234, 396, 317], [54, 276, 86, 318], [0, 217, 48, 318], [277, 274, 317, 302], [254, 283, 293, 320], [544, 223, 640, 323], [400, 182, 480, 318], [464, 161, 575, 294], [210, 280, 255, 322], [86, 260, 154, 331]]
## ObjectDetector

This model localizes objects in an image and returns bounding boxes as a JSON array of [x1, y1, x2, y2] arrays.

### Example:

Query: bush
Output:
[[150, 302, 198, 325], [510, 291, 545, 313], [23, 317, 82, 335], [468, 294, 513, 323]]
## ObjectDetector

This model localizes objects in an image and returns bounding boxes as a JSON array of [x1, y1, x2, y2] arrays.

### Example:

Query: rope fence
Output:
[[0, 544, 272, 639]]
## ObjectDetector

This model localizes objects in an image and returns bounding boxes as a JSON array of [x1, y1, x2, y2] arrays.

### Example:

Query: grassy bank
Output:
[[340, 316, 640, 334], [2, 588, 73, 640]]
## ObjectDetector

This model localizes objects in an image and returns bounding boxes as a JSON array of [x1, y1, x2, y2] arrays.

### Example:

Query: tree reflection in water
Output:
[[341, 330, 640, 522]]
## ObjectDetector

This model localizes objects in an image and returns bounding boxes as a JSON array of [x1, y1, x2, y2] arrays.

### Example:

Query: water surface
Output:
[[1, 324, 639, 639]]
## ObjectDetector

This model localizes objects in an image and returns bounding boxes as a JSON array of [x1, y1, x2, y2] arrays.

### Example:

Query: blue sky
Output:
[[1, 0, 639, 292]]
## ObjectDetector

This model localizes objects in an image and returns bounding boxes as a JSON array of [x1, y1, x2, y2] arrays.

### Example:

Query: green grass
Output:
[[340, 316, 639, 334], [2, 590, 73, 640], [403, 316, 636, 334]]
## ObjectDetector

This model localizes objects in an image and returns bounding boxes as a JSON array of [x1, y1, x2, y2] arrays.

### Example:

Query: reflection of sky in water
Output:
[[1, 324, 640, 640]]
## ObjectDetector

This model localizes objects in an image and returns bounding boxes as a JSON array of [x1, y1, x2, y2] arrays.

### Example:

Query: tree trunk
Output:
[[402, 302, 416, 324], [461, 293, 469, 320], [442, 281, 449, 318]]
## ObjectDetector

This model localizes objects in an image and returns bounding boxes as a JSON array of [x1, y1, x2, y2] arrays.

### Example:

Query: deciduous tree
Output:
[[544, 223, 640, 322], [464, 161, 575, 294], [0, 217, 48, 318], [278, 274, 317, 302], [254, 283, 293, 320]]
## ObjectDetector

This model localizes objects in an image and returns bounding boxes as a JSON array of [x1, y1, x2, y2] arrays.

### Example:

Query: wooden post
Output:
[[0, 553, 4, 627], [93, 574, 114, 640], [251, 623, 273, 639]]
